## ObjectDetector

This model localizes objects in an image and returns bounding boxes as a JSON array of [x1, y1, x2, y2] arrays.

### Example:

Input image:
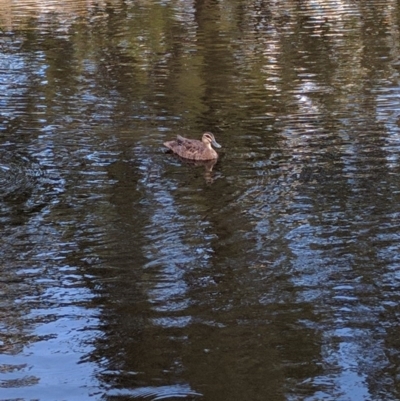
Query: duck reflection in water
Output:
[[163, 132, 221, 183]]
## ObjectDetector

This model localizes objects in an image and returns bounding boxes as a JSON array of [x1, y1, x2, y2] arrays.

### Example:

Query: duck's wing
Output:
[[176, 135, 186, 144], [175, 137, 206, 159]]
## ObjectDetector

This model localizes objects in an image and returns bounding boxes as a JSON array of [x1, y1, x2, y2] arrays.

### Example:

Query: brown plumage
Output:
[[163, 132, 221, 161]]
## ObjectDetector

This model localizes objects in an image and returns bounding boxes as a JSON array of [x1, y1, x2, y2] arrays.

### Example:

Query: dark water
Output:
[[1, 0, 400, 400]]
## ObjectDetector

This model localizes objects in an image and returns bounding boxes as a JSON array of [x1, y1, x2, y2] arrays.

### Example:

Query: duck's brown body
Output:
[[163, 132, 221, 161]]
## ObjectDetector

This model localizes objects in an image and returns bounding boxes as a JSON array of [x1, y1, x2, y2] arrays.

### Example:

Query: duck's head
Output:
[[202, 132, 221, 149]]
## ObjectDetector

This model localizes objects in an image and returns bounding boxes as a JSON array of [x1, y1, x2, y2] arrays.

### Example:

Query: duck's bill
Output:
[[212, 140, 221, 148]]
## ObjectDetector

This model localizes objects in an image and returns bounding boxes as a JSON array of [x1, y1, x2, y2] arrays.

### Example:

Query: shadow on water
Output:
[[0, 147, 57, 223], [164, 151, 219, 184], [1, 0, 400, 400]]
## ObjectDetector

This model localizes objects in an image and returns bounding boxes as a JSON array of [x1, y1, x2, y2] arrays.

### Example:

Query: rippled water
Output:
[[1, 0, 400, 400]]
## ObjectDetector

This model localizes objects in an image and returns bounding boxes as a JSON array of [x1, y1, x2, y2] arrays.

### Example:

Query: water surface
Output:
[[1, 0, 400, 400]]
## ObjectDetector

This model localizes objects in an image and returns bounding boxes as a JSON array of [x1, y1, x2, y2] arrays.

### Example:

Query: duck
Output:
[[163, 132, 221, 161]]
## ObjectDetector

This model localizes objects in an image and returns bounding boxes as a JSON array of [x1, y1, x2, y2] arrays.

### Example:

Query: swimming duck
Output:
[[163, 132, 221, 161]]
